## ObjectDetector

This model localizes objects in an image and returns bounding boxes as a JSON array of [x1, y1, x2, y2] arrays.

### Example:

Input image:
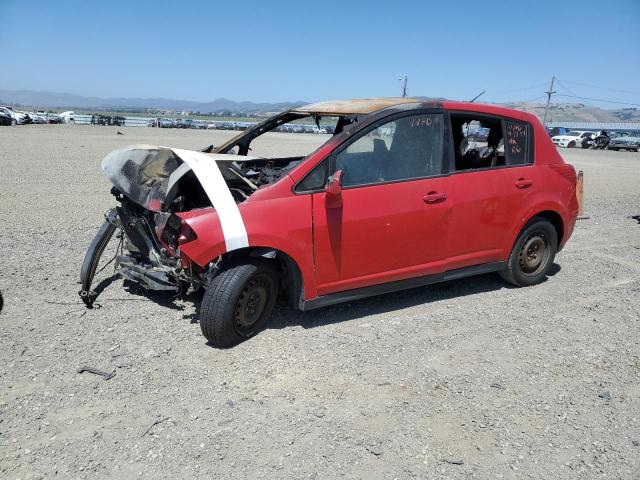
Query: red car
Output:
[[80, 98, 578, 347]]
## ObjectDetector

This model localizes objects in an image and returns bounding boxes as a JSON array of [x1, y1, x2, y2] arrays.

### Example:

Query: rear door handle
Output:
[[515, 178, 533, 189], [423, 191, 447, 204]]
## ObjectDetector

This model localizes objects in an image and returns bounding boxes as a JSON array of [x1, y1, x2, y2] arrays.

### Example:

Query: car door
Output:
[[447, 115, 536, 270], [310, 112, 451, 296]]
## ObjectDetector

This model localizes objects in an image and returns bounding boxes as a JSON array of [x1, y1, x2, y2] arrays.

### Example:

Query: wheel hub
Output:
[[519, 234, 547, 274], [234, 276, 269, 331]]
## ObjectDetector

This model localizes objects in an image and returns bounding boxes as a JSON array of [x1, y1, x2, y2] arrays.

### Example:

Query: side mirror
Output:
[[324, 170, 343, 208]]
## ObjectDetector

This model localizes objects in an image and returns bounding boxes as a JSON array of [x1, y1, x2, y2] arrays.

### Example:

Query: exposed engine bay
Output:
[[102, 144, 303, 212], [215, 155, 304, 203]]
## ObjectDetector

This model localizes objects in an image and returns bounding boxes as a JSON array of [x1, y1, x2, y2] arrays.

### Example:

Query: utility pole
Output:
[[399, 75, 408, 97], [542, 76, 556, 126]]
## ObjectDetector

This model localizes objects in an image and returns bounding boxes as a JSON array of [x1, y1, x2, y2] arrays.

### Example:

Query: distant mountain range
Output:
[[0, 89, 305, 113], [1, 89, 639, 123], [501, 101, 640, 123]]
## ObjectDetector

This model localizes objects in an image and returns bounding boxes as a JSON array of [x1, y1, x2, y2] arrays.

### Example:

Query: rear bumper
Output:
[[609, 144, 638, 150]]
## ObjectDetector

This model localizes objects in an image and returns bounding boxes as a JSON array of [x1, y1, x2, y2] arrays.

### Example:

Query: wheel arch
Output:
[[218, 246, 305, 310], [506, 206, 567, 256], [531, 210, 564, 247]]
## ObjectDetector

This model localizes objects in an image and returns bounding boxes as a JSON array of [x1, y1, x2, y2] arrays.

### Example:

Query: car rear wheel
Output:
[[499, 218, 557, 287], [199, 260, 278, 348]]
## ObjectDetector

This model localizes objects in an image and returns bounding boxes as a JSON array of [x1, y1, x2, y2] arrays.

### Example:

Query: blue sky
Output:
[[1, 0, 639, 107]]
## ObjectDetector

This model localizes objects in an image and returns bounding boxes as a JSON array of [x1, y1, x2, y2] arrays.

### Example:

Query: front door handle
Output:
[[423, 191, 447, 204], [515, 178, 533, 189]]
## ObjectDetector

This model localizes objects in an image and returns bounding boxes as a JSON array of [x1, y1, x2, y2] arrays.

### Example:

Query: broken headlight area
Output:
[[80, 144, 301, 307], [79, 195, 205, 308]]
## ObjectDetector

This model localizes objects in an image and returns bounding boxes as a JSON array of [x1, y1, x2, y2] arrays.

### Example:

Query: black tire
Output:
[[199, 260, 279, 348], [567, 141, 575, 148], [499, 218, 557, 287]]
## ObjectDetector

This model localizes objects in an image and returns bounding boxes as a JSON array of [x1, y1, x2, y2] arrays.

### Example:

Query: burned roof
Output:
[[292, 97, 429, 115]]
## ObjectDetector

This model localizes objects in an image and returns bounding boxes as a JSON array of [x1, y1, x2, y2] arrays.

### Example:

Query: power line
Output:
[[555, 80, 579, 97], [555, 93, 640, 107], [560, 80, 640, 97]]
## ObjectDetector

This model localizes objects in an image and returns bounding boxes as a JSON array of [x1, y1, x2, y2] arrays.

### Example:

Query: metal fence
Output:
[[548, 122, 640, 132]]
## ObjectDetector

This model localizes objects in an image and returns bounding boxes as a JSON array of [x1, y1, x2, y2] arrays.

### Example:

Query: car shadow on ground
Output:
[[268, 264, 561, 331], [122, 280, 196, 312], [100, 262, 560, 332]]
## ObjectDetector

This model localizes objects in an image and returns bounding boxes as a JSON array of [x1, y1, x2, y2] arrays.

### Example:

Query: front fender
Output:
[[177, 193, 318, 299]]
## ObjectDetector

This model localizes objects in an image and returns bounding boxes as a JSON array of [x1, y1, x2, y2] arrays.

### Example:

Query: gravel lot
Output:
[[1, 125, 639, 479]]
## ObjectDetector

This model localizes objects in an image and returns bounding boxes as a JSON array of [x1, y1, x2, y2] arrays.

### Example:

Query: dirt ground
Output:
[[1, 125, 639, 479]]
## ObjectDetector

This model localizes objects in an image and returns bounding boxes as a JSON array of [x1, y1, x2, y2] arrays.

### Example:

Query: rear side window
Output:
[[504, 120, 532, 165], [335, 113, 444, 188]]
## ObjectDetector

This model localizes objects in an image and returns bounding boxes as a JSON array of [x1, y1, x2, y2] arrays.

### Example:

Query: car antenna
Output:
[[469, 90, 486, 103]]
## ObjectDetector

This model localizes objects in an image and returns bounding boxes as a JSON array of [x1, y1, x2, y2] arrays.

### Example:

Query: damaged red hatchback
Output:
[[80, 98, 578, 347]]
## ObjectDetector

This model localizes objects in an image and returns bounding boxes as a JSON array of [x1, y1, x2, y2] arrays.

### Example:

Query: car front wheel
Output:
[[199, 260, 279, 348], [567, 141, 575, 148], [499, 218, 557, 287]]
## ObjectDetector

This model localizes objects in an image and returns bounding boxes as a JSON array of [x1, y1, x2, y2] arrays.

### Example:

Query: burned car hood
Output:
[[101, 145, 260, 212]]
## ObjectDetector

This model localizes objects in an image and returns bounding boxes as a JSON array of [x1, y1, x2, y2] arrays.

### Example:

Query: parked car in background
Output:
[[28, 112, 48, 124], [607, 134, 640, 152], [580, 132, 597, 149], [234, 122, 256, 131], [546, 127, 569, 137], [59, 111, 75, 124], [551, 130, 595, 148], [150, 118, 175, 128], [0, 109, 12, 126], [1, 107, 17, 125], [81, 98, 578, 348], [2, 108, 32, 124]]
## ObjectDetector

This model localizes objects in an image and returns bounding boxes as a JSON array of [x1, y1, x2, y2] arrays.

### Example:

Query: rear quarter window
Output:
[[504, 120, 533, 165]]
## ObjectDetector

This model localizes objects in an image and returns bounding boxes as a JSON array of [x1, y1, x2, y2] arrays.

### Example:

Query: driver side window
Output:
[[335, 114, 443, 188]]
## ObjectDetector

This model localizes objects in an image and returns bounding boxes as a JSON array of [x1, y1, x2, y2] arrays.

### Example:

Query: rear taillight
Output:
[[178, 222, 197, 245], [550, 163, 576, 182]]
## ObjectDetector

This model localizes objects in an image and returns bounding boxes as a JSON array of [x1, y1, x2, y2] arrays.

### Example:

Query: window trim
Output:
[[446, 111, 535, 175], [332, 109, 447, 190], [293, 108, 446, 194], [292, 158, 330, 194]]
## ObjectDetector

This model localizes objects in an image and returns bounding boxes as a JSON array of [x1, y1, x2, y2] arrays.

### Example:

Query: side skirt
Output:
[[299, 261, 506, 311]]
